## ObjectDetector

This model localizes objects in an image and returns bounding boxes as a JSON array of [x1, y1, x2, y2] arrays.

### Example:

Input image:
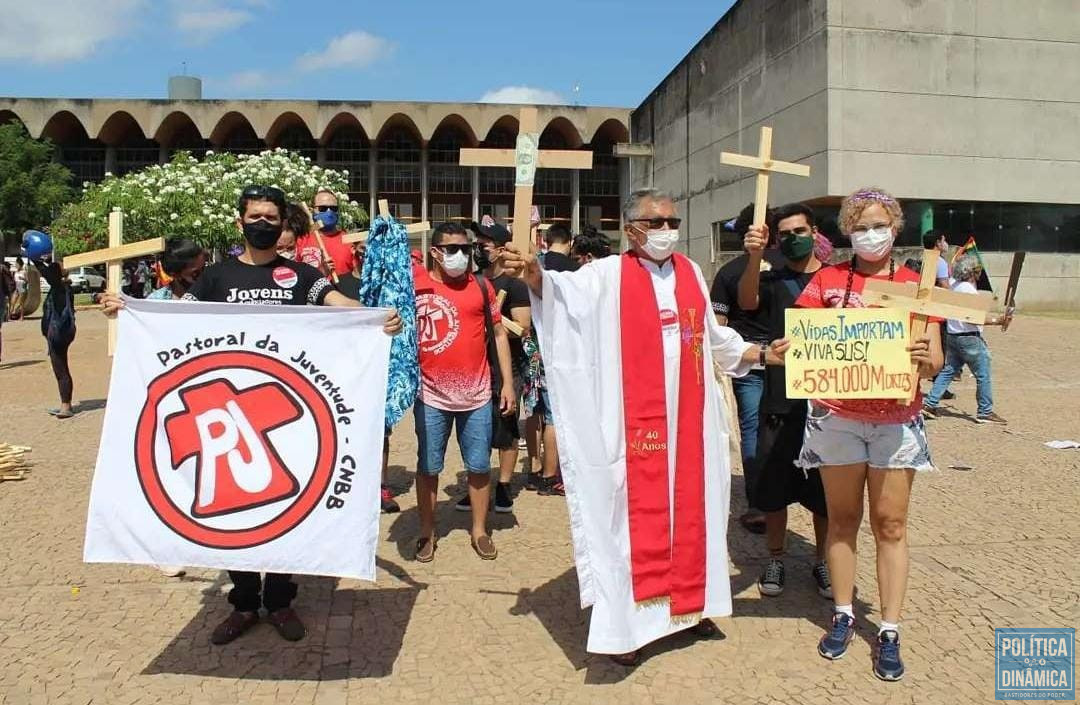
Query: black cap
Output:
[[470, 220, 511, 245]]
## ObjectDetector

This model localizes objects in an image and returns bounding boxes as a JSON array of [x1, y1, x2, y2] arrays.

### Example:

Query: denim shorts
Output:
[[796, 403, 934, 472], [414, 400, 493, 475]]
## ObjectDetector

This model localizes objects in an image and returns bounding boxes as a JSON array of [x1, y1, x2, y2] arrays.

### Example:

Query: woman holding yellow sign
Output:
[[792, 187, 944, 682]]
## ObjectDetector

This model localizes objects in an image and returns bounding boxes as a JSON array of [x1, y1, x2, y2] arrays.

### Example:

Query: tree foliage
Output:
[[0, 122, 75, 254], [51, 149, 367, 256]]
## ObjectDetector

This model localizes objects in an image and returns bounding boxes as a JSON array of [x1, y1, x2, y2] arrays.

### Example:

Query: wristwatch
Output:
[[752, 342, 768, 370]]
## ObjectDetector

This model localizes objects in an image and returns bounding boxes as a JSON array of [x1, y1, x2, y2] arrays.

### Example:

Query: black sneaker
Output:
[[757, 558, 785, 597], [921, 405, 938, 419], [873, 630, 905, 681], [811, 560, 833, 599], [942, 389, 956, 400], [454, 493, 472, 512], [537, 475, 565, 496], [494, 482, 513, 514], [818, 612, 856, 660]]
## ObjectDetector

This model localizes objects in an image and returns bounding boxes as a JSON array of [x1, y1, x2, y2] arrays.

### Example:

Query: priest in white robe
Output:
[[502, 188, 789, 665]]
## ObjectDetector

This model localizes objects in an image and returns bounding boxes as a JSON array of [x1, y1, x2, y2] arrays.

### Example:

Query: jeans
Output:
[[925, 334, 993, 416], [414, 400, 493, 474], [733, 369, 765, 505], [227, 571, 297, 613]]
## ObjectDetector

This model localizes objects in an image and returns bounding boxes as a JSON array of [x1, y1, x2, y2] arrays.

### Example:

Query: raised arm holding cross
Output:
[[720, 126, 811, 228], [459, 106, 593, 250], [64, 208, 164, 355]]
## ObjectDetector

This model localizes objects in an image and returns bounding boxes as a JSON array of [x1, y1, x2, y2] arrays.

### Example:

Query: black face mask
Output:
[[473, 248, 493, 270], [242, 220, 283, 251]]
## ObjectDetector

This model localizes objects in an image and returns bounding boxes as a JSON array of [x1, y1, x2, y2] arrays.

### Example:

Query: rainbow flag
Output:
[[949, 236, 993, 292]]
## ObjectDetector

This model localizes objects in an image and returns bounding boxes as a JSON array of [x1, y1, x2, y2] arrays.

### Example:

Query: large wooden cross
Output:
[[459, 106, 593, 249], [344, 199, 431, 248], [720, 126, 811, 227], [62, 208, 164, 356], [862, 248, 995, 400]]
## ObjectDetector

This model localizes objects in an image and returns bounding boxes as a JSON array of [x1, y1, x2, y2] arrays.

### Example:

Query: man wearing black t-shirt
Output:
[[738, 202, 830, 601], [711, 204, 784, 534], [103, 185, 402, 647], [540, 223, 578, 273], [464, 220, 532, 514]]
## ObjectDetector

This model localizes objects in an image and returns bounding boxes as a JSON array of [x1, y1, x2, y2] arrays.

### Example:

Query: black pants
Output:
[[227, 571, 297, 613], [48, 339, 73, 404]]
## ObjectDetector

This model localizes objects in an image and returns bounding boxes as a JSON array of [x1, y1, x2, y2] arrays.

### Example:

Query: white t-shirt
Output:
[[947, 280, 982, 335]]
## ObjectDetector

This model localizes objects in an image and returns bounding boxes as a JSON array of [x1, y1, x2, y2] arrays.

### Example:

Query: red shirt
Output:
[[796, 262, 939, 424], [415, 269, 502, 412], [296, 230, 357, 277]]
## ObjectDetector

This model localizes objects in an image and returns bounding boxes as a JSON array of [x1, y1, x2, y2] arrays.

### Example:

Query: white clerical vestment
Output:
[[532, 254, 754, 654]]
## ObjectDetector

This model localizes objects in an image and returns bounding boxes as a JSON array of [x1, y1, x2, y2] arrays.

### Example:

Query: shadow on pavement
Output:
[[0, 359, 42, 371], [142, 558, 424, 680]]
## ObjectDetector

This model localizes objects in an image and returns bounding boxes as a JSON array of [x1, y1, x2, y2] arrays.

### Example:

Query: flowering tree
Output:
[[51, 149, 367, 256]]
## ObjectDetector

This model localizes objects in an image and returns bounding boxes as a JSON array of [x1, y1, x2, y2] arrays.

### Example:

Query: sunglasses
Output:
[[631, 217, 682, 229], [434, 244, 474, 255], [241, 185, 286, 201], [315, 204, 340, 213]]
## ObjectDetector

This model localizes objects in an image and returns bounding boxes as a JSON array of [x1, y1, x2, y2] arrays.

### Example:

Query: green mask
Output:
[[780, 234, 814, 260]]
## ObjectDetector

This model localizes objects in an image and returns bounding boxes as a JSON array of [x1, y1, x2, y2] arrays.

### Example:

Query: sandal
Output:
[[609, 650, 641, 667], [47, 408, 75, 419], [691, 618, 723, 639], [415, 537, 436, 563], [471, 534, 498, 560]]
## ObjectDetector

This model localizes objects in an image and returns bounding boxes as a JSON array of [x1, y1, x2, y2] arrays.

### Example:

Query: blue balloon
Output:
[[21, 230, 53, 260]]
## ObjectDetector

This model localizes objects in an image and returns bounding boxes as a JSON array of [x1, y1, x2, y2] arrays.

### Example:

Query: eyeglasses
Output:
[[434, 244, 474, 255], [315, 204, 340, 213], [241, 185, 286, 202], [630, 217, 681, 229]]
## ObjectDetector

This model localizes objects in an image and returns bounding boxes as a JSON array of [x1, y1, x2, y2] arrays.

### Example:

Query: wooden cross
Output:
[[62, 208, 164, 356], [720, 126, 811, 227], [494, 290, 523, 337], [459, 106, 593, 249], [862, 248, 994, 400], [343, 199, 430, 247]]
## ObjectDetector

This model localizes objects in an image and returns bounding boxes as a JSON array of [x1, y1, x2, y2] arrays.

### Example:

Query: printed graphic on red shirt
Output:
[[296, 231, 357, 276], [415, 271, 501, 412]]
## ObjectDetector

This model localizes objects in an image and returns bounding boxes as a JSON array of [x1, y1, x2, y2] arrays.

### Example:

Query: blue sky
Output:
[[0, 0, 734, 108]]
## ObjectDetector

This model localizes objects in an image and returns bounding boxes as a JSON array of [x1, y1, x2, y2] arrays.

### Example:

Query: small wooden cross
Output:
[[720, 126, 811, 227], [62, 208, 164, 356], [343, 199, 430, 246], [862, 248, 994, 400], [459, 106, 593, 250]]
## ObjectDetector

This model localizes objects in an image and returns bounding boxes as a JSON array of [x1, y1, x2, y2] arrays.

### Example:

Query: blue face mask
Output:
[[314, 209, 339, 232]]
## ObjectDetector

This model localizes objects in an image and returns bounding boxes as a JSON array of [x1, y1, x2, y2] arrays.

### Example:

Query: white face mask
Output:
[[441, 251, 470, 278], [850, 226, 893, 261], [640, 228, 680, 260]]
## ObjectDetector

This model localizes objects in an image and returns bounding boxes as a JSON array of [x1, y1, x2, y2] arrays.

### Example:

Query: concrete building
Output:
[[631, 0, 1080, 307], [0, 97, 629, 238]]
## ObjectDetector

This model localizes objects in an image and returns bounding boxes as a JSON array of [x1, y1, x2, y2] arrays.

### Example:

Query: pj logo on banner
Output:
[[84, 299, 391, 580]]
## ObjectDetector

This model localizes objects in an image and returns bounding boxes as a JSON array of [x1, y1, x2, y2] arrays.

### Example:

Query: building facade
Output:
[[0, 98, 630, 237], [632, 0, 1080, 306]]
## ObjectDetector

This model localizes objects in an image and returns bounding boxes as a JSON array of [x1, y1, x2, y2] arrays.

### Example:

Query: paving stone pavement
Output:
[[0, 312, 1077, 705]]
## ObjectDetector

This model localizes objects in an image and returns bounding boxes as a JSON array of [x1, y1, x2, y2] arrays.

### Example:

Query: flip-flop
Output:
[[47, 408, 75, 419], [415, 537, 436, 563]]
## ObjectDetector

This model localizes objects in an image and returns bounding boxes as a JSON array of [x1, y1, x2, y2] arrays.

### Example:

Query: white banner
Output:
[[84, 299, 391, 580]]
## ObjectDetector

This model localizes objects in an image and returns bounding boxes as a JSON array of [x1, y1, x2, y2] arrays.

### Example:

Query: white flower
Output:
[[88, 212, 96, 218], [193, 220, 202, 227], [170, 213, 179, 220]]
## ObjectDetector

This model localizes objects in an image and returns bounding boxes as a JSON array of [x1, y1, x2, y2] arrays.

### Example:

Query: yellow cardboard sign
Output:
[[784, 308, 911, 399]]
